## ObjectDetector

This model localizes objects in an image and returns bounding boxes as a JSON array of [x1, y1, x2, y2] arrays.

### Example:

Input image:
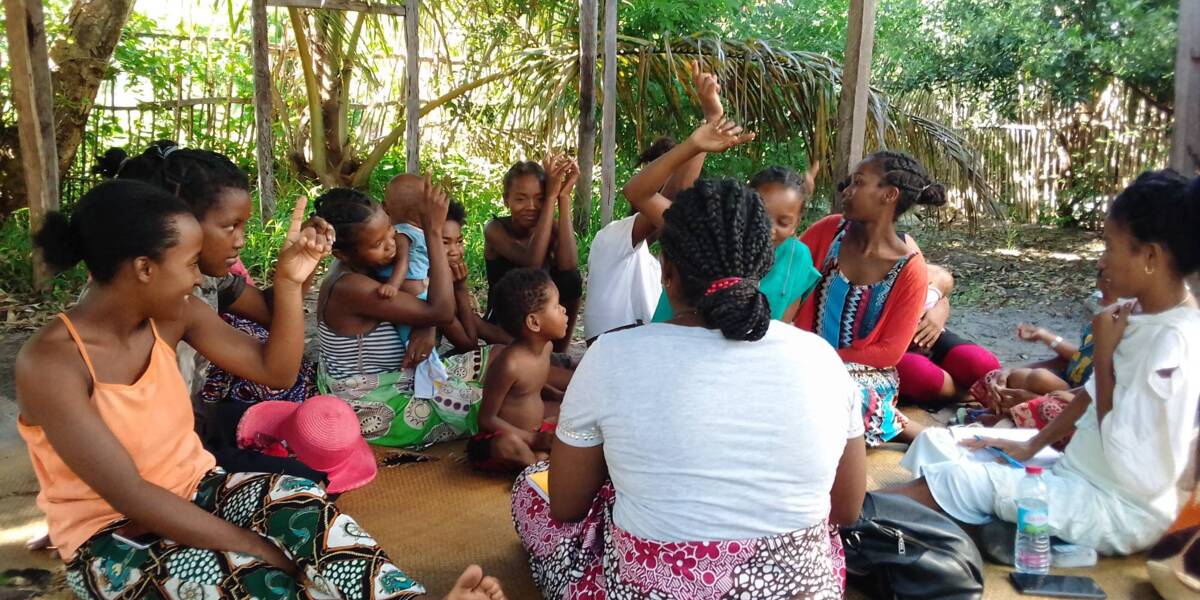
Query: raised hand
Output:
[[687, 116, 756, 154], [804, 159, 821, 199], [274, 195, 334, 286], [421, 176, 450, 232], [543, 152, 569, 202], [558, 158, 579, 204], [690, 61, 724, 122]]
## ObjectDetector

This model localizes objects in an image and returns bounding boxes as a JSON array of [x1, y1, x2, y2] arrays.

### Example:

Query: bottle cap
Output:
[[1025, 466, 1043, 475]]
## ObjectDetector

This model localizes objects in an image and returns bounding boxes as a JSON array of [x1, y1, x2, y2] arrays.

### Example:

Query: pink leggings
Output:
[[898, 344, 1000, 403]]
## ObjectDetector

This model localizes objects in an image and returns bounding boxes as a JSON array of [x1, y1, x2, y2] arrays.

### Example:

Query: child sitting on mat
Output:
[[468, 268, 569, 471], [377, 174, 432, 300]]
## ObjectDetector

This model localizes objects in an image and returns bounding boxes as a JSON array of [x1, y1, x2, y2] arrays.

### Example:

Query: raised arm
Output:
[[622, 118, 756, 229], [225, 216, 337, 327], [485, 155, 566, 268], [15, 341, 291, 570], [184, 196, 332, 388], [554, 160, 580, 271]]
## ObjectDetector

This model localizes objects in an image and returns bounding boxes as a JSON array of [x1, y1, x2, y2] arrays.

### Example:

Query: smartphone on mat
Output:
[[1009, 573, 1106, 599]]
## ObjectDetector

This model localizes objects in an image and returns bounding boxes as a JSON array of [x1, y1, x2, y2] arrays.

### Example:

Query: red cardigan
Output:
[[793, 215, 928, 370]]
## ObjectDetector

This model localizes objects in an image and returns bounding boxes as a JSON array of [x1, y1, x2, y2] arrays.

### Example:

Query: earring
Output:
[[1146, 265, 1155, 275]]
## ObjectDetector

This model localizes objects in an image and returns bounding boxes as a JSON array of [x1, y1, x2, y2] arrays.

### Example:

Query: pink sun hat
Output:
[[236, 395, 376, 494]]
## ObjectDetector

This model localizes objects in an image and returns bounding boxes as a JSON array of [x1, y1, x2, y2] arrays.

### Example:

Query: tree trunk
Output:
[[0, 0, 133, 219], [49, 0, 136, 177]]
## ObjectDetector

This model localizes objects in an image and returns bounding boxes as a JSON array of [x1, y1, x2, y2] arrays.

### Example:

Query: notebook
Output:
[[527, 469, 550, 501], [948, 426, 1062, 468]]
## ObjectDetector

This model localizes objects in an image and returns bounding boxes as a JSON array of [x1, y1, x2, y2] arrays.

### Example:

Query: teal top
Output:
[[651, 237, 821, 322]]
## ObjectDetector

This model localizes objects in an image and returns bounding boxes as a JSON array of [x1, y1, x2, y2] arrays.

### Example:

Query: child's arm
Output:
[[474, 313, 514, 345], [1016, 322, 1079, 360], [479, 355, 539, 445], [439, 277, 481, 352], [378, 233, 411, 299], [553, 161, 580, 271]]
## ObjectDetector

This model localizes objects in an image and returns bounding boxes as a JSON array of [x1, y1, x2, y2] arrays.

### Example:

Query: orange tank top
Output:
[[17, 314, 216, 559]]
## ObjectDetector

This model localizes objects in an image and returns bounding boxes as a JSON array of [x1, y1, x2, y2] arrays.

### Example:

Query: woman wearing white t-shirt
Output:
[[887, 171, 1200, 556], [512, 174, 867, 598]]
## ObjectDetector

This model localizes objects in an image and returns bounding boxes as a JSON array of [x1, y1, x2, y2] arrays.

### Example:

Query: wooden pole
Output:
[[831, 0, 877, 213], [1171, 0, 1200, 175], [576, 0, 598, 233], [599, 0, 617, 226], [265, 0, 406, 16], [5, 0, 59, 290], [250, 0, 277, 218], [405, 0, 420, 174]]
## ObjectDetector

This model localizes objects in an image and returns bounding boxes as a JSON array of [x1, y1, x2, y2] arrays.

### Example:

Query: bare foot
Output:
[[443, 565, 506, 600]]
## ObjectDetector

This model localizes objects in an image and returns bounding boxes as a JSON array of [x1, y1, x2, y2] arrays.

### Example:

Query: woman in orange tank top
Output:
[[17, 180, 505, 600]]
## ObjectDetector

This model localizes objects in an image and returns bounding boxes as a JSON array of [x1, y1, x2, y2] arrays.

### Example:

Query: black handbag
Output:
[[840, 492, 985, 600]]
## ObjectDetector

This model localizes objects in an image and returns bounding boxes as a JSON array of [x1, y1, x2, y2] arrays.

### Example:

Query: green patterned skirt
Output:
[[318, 347, 490, 448], [66, 470, 422, 599]]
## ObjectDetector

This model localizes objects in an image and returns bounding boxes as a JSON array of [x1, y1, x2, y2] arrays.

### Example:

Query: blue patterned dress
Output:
[[809, 221, 915, 446]]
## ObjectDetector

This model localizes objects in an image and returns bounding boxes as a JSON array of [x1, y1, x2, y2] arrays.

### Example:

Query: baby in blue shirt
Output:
[[377, 174, 430, 300]]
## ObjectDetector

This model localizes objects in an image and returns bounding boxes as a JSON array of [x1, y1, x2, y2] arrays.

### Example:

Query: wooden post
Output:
[[5, 0, 59, 290], [576, 0, 598, 233], [1175, 0, 1200, 300], [599, 0, 617, 226], [831, 0, 877, 213], [1171, 0, 1200, 175], [250, 0, 277, 218], [405, 0, 420, 174]]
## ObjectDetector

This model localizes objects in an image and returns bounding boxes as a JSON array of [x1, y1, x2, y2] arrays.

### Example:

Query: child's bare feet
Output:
[[444, 565, 506, 600]]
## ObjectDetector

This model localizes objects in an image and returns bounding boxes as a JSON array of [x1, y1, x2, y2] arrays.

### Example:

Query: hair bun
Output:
[[917, 182, 947, 207], [91, 148, 129, 179], [696, 278, 771, 341], [34, 211, 82, 272]]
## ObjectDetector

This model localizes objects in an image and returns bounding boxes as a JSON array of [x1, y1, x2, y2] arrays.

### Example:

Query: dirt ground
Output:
[[0, 224, 1106, 596]]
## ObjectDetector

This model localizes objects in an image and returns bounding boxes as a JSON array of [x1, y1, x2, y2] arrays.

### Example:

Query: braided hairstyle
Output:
[[865, 151, 947, 219], [36, 180, 192, 283], [660, 178, 774, 341], [1109, 170, 1200, 277], [749, 165, 805, 196], [93, 142, 250, 219], [313, 187, 382, 252], [502, 161, 546, 199]]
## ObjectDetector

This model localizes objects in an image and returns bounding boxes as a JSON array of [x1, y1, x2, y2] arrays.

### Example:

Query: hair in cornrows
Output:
[[660, 178, 774, 341], [866, 150, 947, 219], [314, 187, 382, 252], [96, 142, 250, 219]]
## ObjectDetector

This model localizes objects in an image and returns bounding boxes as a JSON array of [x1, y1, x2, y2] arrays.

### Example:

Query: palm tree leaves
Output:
[[475, 33, 998, 219]]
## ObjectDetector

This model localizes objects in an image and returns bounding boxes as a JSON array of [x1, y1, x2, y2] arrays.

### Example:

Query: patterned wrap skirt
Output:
[[318, 347, 489, 448], [65, 470, 422, 599], [846, 363, 907, 447], [511, 462, 846, 599]]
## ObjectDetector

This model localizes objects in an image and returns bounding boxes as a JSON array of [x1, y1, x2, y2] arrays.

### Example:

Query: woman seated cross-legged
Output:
[[512, 176, 867, 599], [885, 171, 1200, 556], [17, 180, 505, 599], [314, 185, 490, 448]]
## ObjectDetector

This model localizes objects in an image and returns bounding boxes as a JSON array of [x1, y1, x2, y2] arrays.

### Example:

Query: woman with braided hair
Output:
[[512, 178, 866, 598], [795, 150, 946, 447]]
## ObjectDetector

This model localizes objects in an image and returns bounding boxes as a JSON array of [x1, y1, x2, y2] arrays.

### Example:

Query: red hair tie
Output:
[[705, 277, 743, 296]]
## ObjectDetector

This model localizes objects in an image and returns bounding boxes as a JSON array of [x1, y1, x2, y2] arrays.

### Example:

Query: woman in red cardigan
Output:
[[795, 151, 945, 446]]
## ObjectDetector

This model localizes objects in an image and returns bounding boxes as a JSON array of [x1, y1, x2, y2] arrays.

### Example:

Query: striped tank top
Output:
[[318, 267, 408, 380]]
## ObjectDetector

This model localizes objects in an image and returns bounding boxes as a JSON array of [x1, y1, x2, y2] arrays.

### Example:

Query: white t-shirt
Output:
[[1064, 305, 1200, 523], [582, 215, 662, 339], [557, 321, 864, 542]]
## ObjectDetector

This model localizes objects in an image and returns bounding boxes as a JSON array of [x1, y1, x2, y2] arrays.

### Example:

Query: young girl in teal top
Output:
[[646, 165, 822, 321]]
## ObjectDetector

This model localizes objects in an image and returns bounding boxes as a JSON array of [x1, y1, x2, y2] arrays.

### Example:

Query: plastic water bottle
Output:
[[1015, 466, 1051, 574]]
